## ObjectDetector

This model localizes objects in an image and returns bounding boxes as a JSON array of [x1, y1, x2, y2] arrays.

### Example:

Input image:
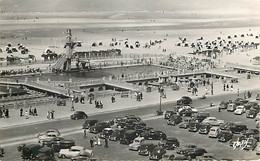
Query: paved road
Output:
[[1, 92, 259, 160]]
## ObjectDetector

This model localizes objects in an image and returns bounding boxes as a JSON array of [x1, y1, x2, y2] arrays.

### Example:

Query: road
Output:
[[0, 92, 259, 160]]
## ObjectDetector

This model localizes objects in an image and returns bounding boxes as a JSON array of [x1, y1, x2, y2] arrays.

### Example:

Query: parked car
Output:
[[234, 98, 248, 106], [129, 137, 145, 151], [186, 147, 207, 159], [208, 126, 221, 138], [124, 114, 141, 122], [227, 103, 237, 112], [219, 101, 229, 109], [161, 151, 176, 161], [0, 147, 4, 157], [255, 113, 260, 122], [179, 117, 193, 129], [244, 101, 259, 110], [164, 111, 175, 119], [138, 143, 157, 156], [17, 144, 42, 160], [143, 130, 167, 140], [89, 122, 110, 134], [234, 105, 246, 115], [199, 123, 212, 134], [241, 128, 259, 141], [120, 130, 138, 145], [38, 132, 60, 145], [114, 116, 126, 124], [202, 117, 224, 126], [243, 138, 257, 150], [197, 153, 215, 161], [59, 146, 92, 159], [188, 121, 200, 132], [176, 144, 197, 154], [35, 147, 54, 160], [149, 147, 166, 160], [43, 136, 64, 147], [193, 112, 210, 123], [246, 109, 259, 118], [229, 134, 246, 147], [218, 131, 233, 142], [177, 96, 192, 105], [161, 137, 180, 150], [99, 128, 114, 139], [52, 140, 76, 152], [229, 122, 248, 134], [82, 120, 98, 129], [70, 111, 88, 120], [70, 151, 94, 161], [167, 114, 182, 125], [109, 129, 125, 141]]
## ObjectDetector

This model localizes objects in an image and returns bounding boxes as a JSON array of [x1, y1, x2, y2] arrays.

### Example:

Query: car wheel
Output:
[[61, 155, 66, 159]]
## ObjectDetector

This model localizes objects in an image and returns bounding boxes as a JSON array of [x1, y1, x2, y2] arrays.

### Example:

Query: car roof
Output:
[[210, 126, 219, 129], [206, 117, 216, 119], [71, 146, 84, 150], [75, 111, 85, 114]]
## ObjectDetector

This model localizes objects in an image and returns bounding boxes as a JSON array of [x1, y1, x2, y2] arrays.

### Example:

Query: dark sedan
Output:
[[70, 111, 88, 120], [177, 96, 192, 105], [199, 123, 212, 134], [246, 109, 259, 119], [138, 143, 157, 156], [161, 137, 180, 150], [218, 131, 233, 142], [143, 130, 167, 140]]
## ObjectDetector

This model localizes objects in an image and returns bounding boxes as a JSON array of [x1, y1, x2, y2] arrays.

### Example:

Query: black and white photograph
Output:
[[0, 0, 260, 160]]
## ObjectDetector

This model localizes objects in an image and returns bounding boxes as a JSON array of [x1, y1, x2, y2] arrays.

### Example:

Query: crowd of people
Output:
[[0, 68, 42, 76]]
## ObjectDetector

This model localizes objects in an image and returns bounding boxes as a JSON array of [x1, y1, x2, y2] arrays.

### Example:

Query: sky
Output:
[[0, 0, 260, 14]]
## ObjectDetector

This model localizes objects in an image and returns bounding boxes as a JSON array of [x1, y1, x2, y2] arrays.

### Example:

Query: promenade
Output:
[[0, 72, 258, 129]]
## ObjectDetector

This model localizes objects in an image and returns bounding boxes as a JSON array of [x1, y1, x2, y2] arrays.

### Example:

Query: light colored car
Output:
[[202, 117, 224, 126], [38, 132, 59, 144], [208, 126, 220, 138], [256, 144, 260, 155], [227, 103, 237, 112], [234, 105, 246, 115], [59, 146, 92, 159], [129, 137, 145, 151]]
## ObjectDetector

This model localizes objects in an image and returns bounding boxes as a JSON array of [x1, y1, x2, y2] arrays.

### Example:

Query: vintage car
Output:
[[120, 130, 138, 145], [82, 120, 98, 129], [161, 137, 180, 150], [208, 126, 221, 138], [43, 136, 64, 147], [244, 101, 259, 110], [109, 129, 125, 141], [185, 147, 207, 159], [149, 147, 167, 160], [164, 111, 175, 119], [38, 131, 60, 145], [229, 122, 248, 134], [142, 130, 167, 140], [59, 146, 92, 159], [124, 114, 141, 122], [256, 94, 260, 100], [256, 144, 260, 155], [227, 103, 237, 112], [177, 96, 192, 105], [167, 114, 182, 126], [138, 143, 157, 156], [17, 144, 42, 160], [246, 109, 259, 118], [219, 101, 229, 109], [243, 138, 258, 150], [197, 153, 215, 161], [241, 128, 259, 141], [229, 135, 246, 147], [234, 105, 246, 115], [179, 117, 193, 129], [89, 122, 110, 134], [176, 144, 198, 154], [129, 137, 145, 151], [70, 111, 88, 120], [35, 147, 55, 160], [52, 140, 76, 152], [193, 112, 210, 123], [218, 131, 233, 142], [188, 121, 200, 132], [99, 128, 114, 139], [199, 123, 212, 134], [202, 117, 224, 126], [161, 151, 176, 161]]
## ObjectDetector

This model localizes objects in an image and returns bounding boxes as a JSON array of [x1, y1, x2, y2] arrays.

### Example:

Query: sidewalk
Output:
[[0, 73, 259, 129]]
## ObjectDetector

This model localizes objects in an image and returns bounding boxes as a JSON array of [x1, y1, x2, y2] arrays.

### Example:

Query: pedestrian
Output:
[[83, 129, 87, 138], [104, 138, 108, 148], [71, 104, 75, 111], [25, 110, 29, 119], [218, 106, 221, 112], [237, 88, 240, 96], [5, 109, 9, 118], [90, 137, 94, 148], [226, 84, 229, 91], [47, 111, 50, 119], [29, 106, 32, 115], [51, 110, 54, 119], [248, 91, 251, 98], [20, 108, 23, 117], [34, 108, 37, 116], [2, 109, 5, 118], [97, 137, 101, 146], [99, 101, 103, 109], [230, 85, 233, 91], [205, 87, 208, 95], [94, 136, 98, 146], [223, 84, 226, 91]]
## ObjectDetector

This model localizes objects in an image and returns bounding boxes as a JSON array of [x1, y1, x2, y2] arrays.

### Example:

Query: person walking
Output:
[[230, 85, 233, 91], [34, 108, 38, 116], [20, 108, 23, 117], [223, 84, 226, 91], [47, 111, 50, 119], [5, 109, 9, 118], [51, 110, 54, 119], [237, 88, 240, 96], [83, 129, 87, 138], [25, 110, 29, 119], [218, 106, 221, 112], [226, 84, 229, 91], [104, 138, 108, 148], [90, 137, 94, 148]]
